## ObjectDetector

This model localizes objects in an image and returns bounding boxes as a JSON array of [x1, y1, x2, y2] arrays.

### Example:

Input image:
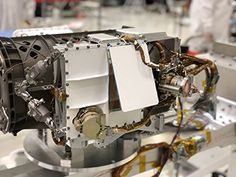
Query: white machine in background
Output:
[[0, 28, 235, 177], [196, 42, 236, 102]]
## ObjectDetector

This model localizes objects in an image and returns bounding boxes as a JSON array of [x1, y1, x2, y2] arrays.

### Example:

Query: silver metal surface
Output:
[[0, 149, 65, 177], [215, 97, 236, 126], [24, 131, 139, 173], [87, 33, 120, 43], [196, 43, 236, 102], [212, 42, 236, 57]]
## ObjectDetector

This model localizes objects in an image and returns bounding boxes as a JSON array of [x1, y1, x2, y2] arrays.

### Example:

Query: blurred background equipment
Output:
[[0, 0, 35, 31], [189, 0, 233, 52]]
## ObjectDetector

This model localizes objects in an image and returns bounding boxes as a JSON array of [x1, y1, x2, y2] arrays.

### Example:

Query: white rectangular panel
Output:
[[87, 33, 120, 44], [109, 44, 159, 112], [66, 76, 108, 109], [65, 45, 108, 81]]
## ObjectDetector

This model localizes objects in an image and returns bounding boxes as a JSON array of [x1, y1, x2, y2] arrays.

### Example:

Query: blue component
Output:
[[0, 31, 13, 37]]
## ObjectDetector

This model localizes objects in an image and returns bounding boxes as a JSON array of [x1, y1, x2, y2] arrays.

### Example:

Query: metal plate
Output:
[[109, 44, 159, 112], [0, 150, 64, 177], [24, 131, 139, 173]]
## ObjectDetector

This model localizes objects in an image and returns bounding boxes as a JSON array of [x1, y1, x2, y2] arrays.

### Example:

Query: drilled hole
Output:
[[10, 110, 15, 118], [6, 45, 13, 49], [8, 83, 13, 93], [9, 95, 13, 108], [29, 51, 38, 59], [62, 38, 69, 42], [7, 73, 12, 80], [22, 41, 30, 45], [1, 50, 8, 58], [19, 46, 27, 52], [33, 45, 41, 51], [5, 60, 10, 68]]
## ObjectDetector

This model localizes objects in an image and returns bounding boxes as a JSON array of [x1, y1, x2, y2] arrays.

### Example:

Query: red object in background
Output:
[[188, 50, 200, 56]]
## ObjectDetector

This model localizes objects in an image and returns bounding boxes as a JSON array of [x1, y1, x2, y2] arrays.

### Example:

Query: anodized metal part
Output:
[[159, 75, 193, 97]]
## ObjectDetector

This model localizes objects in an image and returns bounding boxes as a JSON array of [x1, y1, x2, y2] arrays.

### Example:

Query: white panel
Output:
[[13, 25, 73, 37], [109, 44, 159, 112], [65, 46, 108, 81], [87, 33, 120, 43], [66, 77, 108, 109]]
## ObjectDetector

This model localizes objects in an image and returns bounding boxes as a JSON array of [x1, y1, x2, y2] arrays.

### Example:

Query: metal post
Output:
[[173, 162, 180, 177]]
